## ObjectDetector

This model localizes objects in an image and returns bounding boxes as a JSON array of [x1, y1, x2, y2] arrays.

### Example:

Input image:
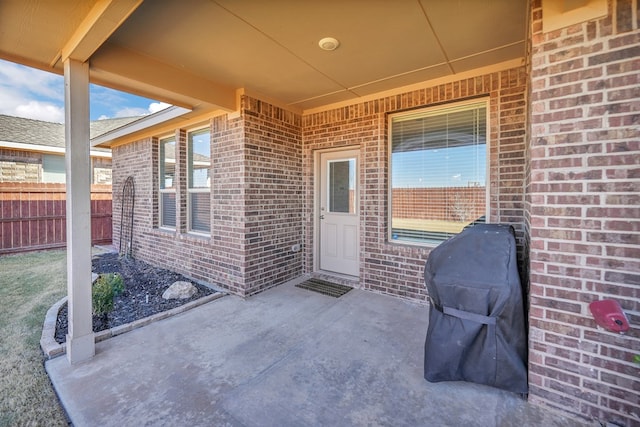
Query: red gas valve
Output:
[[589, 299, 630, 334]]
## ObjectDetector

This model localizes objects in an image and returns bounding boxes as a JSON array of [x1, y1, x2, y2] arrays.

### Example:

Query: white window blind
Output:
[[159, 137, 176, 229], [390, 100, 488, 245], [188, 128, 211, 234]]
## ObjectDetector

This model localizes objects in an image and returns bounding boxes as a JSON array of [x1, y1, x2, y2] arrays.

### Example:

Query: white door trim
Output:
[[313, 147, 360, 277]]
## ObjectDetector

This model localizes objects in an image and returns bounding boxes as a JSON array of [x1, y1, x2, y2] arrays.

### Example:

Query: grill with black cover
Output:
[[423, 223, 528, 394]]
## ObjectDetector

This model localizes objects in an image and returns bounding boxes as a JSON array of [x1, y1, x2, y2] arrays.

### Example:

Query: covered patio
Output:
[[2, 0, 638, 425], [45, 278, 593, 426]]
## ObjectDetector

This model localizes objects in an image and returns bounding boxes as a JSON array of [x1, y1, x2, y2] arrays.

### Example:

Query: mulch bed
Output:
[[55, 252, 216, 344]]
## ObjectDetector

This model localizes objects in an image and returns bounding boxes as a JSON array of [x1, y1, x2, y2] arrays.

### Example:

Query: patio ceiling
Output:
[[0, 0, 528, 114]]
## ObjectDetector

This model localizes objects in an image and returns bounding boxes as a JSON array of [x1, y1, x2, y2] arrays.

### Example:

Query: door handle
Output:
[[319, 215, 325, 220]]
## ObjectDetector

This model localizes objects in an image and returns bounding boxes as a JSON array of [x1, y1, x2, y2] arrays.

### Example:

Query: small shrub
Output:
[[92, 273, 125, 317], [107, 272, 125, 296]]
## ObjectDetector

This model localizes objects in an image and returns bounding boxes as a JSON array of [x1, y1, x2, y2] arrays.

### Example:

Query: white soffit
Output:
[[0, 1, 529, 114], [542, 0, 608, 33]]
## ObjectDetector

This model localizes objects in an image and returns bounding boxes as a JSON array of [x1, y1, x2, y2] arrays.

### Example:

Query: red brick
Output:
[[588, 45, 640, 66], [529, 2, 640, 421], [530, 296, 582, 313], [587, 207, 639, 218], [605, 245, 640, 259]]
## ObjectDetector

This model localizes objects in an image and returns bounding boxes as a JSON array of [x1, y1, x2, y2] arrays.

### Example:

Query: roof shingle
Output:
[[0, 115, 142, 150]]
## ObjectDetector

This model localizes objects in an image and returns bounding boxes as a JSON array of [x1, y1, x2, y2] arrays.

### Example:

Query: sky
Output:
[[0, 59, 170, 123], [392, 144, 486, 188]]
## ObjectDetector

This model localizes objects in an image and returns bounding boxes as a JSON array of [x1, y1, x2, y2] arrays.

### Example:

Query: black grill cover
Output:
[[423, 224, 527, 393]]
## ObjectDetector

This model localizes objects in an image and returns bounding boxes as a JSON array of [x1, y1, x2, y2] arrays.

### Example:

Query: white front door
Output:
[[319, 149, 359, 276]]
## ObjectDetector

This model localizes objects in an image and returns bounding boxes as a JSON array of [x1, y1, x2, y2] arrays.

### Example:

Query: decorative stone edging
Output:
[[40, 292, 225, 359]]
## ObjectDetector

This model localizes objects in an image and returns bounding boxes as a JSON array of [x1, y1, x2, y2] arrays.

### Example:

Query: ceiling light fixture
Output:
[[318, 37, 340, 51]]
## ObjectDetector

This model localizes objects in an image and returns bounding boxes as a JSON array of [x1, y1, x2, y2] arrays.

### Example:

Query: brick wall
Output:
[[112, 95, 303, 296], [92, 157, 112, 185], [0, 148, 113, 184], [302, 66, 528, 300], [209, 114, 246, 293], [528, 0, 640, 424], [243, 97, 303, 295], [112, 138, 154, 257], [112, 136, 229, 290], [0, 148, 42, 182]]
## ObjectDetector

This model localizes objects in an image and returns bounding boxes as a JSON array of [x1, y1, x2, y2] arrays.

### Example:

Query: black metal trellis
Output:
[[119, 176, 135, 258]]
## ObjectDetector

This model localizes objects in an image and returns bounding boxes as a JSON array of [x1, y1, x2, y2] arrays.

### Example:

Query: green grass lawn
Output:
[[0, 249, 69, 426]]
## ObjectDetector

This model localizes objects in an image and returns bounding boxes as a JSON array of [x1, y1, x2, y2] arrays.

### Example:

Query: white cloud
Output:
[[112, 107, 150, 118], [103, 101, 171, 120], [0, 59, 171, 123], [0, 61, 63, 101], [0, 60, 64, 122], [15, 101, 64, 123], [148, 102, 171, 114]]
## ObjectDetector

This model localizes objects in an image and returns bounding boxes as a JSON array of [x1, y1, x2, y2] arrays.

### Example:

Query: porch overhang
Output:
[[0, 0, 528, 114], [0, 0, 529, 364]]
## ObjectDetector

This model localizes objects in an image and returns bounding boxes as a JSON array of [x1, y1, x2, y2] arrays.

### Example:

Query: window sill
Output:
[[157, 226, 176, 233], [185, 231, 211, 241], [150, 228, 212, 244], [385, 239, 438, 251]]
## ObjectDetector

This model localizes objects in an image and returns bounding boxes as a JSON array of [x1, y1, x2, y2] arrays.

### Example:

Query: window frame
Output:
[[158, 135, 177, 230], [42, 154, 66, 183], [186, 126, 211, 235], [387, 98, 490, 247]]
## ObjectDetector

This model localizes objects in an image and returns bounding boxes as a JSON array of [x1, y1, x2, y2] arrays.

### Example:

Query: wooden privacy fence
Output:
[[0, 183, 112, 254], [392, 187, 486, 223]]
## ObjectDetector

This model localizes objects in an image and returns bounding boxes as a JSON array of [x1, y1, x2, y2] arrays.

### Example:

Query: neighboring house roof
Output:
[[90, 116, 145, 140], [0, 115, 142, 156]]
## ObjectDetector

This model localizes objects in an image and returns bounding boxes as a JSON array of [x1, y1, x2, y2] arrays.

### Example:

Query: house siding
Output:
[[114, 70, 528, 302], [243, 97, 304, 295], [302, 66, 528, 301], [209, 114, 245, 294], [112, 97, 303, 296], [112, 138, 153, 257], [108, 3, 639, 421], [0, 148, 42, 182], [528, 0, 640, 424], [0, 148, 112, 184]]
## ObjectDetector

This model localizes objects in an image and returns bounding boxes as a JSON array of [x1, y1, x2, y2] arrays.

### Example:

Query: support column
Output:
[[64, 59, 95, 364]]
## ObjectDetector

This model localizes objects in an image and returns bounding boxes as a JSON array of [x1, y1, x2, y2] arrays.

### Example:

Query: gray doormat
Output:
[[295, 278, 352, 298]]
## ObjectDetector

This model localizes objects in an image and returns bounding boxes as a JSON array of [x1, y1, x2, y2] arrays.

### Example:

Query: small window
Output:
[[42, 154, 65, 183], [188, 128, 211, 234], [389, 100, 488, 245], [328, 158, 356, 214], [159, 136, 176, 229]]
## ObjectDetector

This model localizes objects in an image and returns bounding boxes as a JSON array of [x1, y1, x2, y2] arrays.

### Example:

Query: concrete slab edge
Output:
[[40, 292, 226, 359]]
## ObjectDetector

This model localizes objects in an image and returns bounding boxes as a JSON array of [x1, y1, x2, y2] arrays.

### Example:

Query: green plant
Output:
[[634, 354, 640, 365], [92, 273, 125, 317]]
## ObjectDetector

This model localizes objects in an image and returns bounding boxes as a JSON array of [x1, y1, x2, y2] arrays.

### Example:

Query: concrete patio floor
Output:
[[46, 278, 595, 427]]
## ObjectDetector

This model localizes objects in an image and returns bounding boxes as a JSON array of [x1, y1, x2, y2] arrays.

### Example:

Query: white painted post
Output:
[[64, 59, 95, 364]]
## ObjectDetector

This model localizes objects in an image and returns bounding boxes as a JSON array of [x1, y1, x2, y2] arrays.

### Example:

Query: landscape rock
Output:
[[55, 253, 216, 344], [162, 281, 197, 300]]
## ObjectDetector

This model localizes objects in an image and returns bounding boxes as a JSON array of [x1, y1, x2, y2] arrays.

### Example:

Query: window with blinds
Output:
[[159, 136, 176, 229], [389, 100, 488, 245], [188, 128, 211, 234]]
